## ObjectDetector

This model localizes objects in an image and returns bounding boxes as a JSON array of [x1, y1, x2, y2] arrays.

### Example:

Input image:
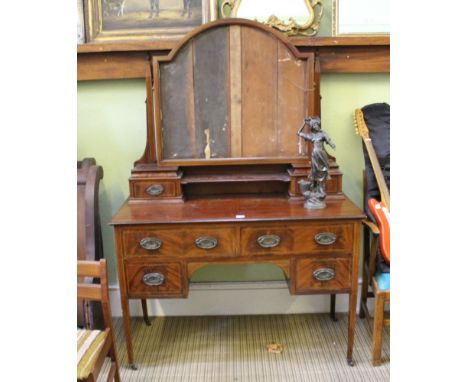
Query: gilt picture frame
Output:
[[84, 0, 217, 43], [220, 0, 323, 36]]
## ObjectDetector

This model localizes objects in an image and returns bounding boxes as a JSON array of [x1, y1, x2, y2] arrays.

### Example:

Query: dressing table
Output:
[[111, 19, 365, 368]]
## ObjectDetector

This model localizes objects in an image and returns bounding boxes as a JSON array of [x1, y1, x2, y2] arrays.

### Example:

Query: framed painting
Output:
[[332, 0, 389, 36], [85, 0, 218, 42]]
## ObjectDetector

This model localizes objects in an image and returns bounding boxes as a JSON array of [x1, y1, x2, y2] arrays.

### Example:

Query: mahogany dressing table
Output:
[[110, 19, 365, 368]]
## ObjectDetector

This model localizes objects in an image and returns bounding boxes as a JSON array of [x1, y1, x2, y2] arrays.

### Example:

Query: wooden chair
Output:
[[355, 102, 390, 366], [77, 259, 121, 382], [360, 218, 390, 366]]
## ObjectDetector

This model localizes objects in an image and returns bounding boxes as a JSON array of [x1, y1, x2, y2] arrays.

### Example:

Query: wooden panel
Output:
[[241, 28, 278, 157], [318, 46, 390, 73], [240, 227, 293, 256], [229, 25, 243, 157], [193, 27, 230, 159], [159, 43, 195, 159], [277, 42, 307, 157], [295, 258, 351, 293], [125, 262, 185, 297], [77, 52, 148, 80]]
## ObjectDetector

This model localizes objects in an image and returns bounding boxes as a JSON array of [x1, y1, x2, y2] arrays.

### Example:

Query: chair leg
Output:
[[109, 343, 121, 382], [107, 363, 116, 382], [141, 299, 151, 326], [359, 265, 370, 319], [372, 290, 385, 366]]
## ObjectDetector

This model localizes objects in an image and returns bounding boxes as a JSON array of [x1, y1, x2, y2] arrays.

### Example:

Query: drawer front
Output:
[[131, 180, 178, 198], [240, 227, 293, 255], [122, 229, 182, 258], [295, 258, 351, 293], [125, 262, 185, 297], [183, 227, 238, 257], [292, 224, 353, 254]]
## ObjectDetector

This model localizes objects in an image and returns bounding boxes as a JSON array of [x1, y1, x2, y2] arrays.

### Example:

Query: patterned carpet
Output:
[[106, 313, 389, 382]]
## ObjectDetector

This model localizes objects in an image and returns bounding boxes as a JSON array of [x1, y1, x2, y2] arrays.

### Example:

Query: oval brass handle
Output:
[[315, 232, 337, 246], [313, 267, 336, 281], [142, 272, 165, 286], [195, 236, 218, 249], [257, 234, 281, 248], [145, 184, 165, 196], [140, 237, 162, 251]]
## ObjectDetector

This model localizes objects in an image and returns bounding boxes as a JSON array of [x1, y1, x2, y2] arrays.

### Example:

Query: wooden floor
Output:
[[103, 313, 389, 381]]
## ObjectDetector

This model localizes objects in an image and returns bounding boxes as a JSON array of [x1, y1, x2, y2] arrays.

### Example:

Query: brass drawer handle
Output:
[[142, 272, 165, 286], [195, 236, 218, 249], [140, 237, 162, 251], [315, 232, 337, 246], [145, 184, 165, 196], [257, 234, 281, 248], [313, 267, 336, 281]]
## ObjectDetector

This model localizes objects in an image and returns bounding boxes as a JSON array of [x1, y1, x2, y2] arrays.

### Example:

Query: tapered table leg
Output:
[[347, 221, 362, 367], [347, 290, 357, 366], [120, 294, 136, 369]]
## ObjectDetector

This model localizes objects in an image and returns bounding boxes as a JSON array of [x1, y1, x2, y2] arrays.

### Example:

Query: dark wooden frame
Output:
[[142, 18, 319, 167], [77, 158, 105, 329]]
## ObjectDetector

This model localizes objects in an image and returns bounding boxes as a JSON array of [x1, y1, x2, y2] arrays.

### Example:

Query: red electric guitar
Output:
[[355, 109, 390, 264]]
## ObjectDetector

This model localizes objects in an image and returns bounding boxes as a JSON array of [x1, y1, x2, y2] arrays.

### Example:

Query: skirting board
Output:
[[109, 279, 372, 317]]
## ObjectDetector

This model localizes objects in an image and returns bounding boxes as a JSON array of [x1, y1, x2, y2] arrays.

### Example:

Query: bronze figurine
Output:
[[297, 116, 336, 209]]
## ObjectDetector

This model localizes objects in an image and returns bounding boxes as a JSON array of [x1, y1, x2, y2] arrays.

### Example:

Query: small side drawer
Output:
[[183, 227, 238, 257], [295, 258, 351, 293], [125, 262, 185, 297], [292, 224, 354, 254], [240, 227, 293, 256], [122, 229, 182, 258], [130, 180, 178, 198]]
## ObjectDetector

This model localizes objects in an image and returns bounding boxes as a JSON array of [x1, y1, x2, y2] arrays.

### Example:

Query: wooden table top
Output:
[[111, 195, 365, 225]]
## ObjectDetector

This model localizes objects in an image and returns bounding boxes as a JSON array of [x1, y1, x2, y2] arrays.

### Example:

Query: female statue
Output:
[[297, 116, 336, 209]]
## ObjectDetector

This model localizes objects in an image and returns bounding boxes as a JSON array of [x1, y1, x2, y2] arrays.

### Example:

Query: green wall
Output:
[[77, 74, 389, 284]]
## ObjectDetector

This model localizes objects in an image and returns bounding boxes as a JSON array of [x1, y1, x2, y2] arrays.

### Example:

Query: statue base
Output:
[[298, 179, 326, 209], [304, 197, 326, 210]]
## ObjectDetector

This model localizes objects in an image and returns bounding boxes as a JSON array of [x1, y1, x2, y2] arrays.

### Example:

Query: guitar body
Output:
[[368, 198, 390, 264]]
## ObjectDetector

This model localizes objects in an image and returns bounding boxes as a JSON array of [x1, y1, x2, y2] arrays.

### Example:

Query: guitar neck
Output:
[[363, 138, 391, 211]]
